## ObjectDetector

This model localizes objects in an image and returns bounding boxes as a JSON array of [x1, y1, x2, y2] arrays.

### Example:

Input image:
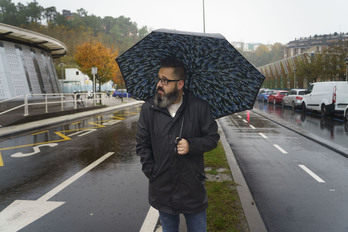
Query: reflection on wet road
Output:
[[220, 107, 348, 232], [0, 105, 150, 231], [253, 101, 348, 148]]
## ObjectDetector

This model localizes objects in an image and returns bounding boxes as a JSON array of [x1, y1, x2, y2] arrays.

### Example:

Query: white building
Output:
[[62, 68, 114, 93], [0, 23, 67, 100]]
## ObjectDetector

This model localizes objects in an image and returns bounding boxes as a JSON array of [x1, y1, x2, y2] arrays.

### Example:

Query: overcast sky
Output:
[[13, 0, 348, 44]]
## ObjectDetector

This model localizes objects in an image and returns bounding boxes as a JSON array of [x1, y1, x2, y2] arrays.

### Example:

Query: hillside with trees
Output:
[[0, 0, 149, 87]]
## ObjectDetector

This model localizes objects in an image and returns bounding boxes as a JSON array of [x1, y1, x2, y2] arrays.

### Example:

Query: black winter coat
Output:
[[136, 91, 220, 214]]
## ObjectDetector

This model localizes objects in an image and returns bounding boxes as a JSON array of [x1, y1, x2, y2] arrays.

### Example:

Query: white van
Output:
[[302, 81, 348, 116]]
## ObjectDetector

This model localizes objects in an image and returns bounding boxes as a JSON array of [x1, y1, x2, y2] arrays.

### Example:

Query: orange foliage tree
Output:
[[74, 41, 122, 91]]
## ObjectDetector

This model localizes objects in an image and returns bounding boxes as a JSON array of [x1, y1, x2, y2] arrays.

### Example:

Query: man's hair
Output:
[[160, 56, 187, 81]]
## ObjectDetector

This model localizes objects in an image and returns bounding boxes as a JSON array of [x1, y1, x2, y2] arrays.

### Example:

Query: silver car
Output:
[[282, 89, 306, 109]]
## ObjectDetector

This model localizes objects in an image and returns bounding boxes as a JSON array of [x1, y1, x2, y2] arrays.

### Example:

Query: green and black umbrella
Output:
[[116, 29, 265, 119]]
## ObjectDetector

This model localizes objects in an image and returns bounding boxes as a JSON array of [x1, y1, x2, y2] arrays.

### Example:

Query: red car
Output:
[[267, 90, 289, 104]]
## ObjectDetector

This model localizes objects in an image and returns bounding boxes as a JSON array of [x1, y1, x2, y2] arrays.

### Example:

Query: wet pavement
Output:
[[253, 101, 348, 152], [0, 104, 151, 232], [219, 103, 348, 232]]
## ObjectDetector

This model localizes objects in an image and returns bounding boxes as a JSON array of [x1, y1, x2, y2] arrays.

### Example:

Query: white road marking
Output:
[[0, 152, 115, 231], [249, 125, 256, 129], [139, 206, 159, 232], [259, 133, 268, 139], [298, 165, 326, 183], [11, 143, 58, 158], [68, 128, 97, 137], [273, 144, 288, 154], [39, 152, 115, 201], [237, 115, 242, 118], [243, 119, 248, 123]]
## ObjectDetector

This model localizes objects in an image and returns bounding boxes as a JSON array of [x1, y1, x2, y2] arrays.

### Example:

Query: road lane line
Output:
[[38, 152, 115, 201], [237, 115, 242, 118], [298, 165, 325, 183], [249, 125, 256, 129], [140, 206, 159, 232], [243, 119, 248, 123], [31, 130, 48, 135], [273, 144, 288, 154], [0, 132, 70, 152], [0, 152, 4, 166], [259, 133, 268, 139]]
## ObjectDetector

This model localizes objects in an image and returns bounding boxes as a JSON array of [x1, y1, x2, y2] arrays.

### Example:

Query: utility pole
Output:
[[203, 0, 206, 33], [59, 63, 64, 93], [345, 57, 348, 82]]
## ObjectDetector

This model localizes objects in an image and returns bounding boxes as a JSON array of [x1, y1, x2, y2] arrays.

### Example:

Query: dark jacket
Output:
[[136, 90, 220, 214]]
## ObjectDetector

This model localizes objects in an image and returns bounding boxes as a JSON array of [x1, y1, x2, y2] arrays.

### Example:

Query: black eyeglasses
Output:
[[157, 77, 181, 86]]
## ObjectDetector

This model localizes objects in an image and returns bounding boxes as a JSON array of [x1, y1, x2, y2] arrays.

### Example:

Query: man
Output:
[[136, 57, 220, 232]]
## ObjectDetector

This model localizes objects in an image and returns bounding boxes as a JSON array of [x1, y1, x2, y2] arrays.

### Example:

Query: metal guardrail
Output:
[[0, 92, 134, 127], [0, 92, 116, 117]]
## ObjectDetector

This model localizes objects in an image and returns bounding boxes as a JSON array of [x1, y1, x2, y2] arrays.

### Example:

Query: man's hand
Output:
[[176, 137, 189, 155]]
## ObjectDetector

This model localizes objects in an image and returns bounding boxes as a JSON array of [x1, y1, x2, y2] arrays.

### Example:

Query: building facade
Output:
[[0, 23, 67, 100], [285, 33, 348, 58]]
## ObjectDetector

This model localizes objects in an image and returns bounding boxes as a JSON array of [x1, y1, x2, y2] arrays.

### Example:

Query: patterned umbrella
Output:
[[116, 29, 265, 119]]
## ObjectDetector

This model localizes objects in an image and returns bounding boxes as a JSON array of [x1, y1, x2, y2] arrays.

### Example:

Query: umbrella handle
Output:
[[174, 115, 184, 155]]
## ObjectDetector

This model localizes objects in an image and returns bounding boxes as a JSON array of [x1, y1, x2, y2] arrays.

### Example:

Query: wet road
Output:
[[254, 101, 348, 148], [0, 106, 150, 232], [219, 101, 348, 232]]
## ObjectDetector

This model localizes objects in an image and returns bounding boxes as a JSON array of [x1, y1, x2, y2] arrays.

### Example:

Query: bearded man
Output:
[[136, 56, 219, 232]]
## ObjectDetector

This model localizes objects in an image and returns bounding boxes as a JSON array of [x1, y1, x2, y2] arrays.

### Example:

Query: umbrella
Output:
[[116, 29, 265, 119]]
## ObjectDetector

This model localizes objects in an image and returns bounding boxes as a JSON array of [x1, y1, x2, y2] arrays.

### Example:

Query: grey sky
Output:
[[13, 0, 348, 44]]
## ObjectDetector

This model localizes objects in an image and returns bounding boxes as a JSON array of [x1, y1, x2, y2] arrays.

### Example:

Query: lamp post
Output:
[[203, 0, 206, 33], [293, 68, 296, 88], [59, 63, 64, 93], [345, 57, 348, 82]]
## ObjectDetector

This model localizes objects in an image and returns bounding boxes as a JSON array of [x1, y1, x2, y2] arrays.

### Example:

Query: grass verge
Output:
[[205, 142, 250, 232]]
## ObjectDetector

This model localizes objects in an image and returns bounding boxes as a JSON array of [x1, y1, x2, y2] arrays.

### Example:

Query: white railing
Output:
[[0, 92, 122, 117]]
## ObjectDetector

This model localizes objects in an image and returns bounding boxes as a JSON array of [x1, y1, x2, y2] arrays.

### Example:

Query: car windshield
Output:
[[298, 91, 305, 95]]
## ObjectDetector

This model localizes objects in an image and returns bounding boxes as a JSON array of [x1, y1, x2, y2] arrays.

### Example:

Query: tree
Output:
[[26, 0, 43, 23], [44, 6, 57, 24], [295, 40, 348, 83], [0, 0, 17, 24], [74, 41, 121, 91]]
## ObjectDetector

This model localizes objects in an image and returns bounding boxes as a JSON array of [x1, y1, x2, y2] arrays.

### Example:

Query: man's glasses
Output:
[[157, 77, 181, 86]]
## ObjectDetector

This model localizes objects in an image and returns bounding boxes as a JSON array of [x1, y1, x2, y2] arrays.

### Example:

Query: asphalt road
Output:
[[0, 106, 150, 232], [219, 107, 348, 232]]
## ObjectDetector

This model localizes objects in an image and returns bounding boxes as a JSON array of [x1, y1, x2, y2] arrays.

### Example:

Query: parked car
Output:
[[301, 81, 348, 116], [267, 90, 289, 104], [282, 89, 306, 109], [257, 89, 274, 102], [113, 90, 132, 98]]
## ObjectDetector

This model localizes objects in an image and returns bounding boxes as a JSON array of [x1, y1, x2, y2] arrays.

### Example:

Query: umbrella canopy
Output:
[[116, 29, 265, 119]]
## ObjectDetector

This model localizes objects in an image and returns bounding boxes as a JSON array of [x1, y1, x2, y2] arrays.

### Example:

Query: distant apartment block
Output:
[[231, 42, 264, 52], [284, 32, 348, 58]]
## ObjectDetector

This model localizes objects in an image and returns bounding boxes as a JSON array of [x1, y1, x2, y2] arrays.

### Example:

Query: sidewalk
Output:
[[0, 98, 142, 138]]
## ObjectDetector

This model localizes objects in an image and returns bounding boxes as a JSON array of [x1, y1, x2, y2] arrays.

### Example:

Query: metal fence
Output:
[[0, 92, 132, 118]]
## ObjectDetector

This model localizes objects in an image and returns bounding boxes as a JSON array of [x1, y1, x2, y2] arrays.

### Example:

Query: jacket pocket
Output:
[[148, 165, 157, 183]]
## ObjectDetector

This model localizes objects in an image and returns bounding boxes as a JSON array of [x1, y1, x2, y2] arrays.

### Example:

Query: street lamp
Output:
[[202, 0, 206, 33], [59, 63, 64, 93], [293, 68, 296, 88], [345, 57, 348, 82]]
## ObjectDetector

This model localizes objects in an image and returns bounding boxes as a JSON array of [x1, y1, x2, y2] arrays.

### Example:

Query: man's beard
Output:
[[154, 85, 179, 109]]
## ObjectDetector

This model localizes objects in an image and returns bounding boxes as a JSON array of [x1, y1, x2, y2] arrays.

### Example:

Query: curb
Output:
[[217, 118, 268, 232]]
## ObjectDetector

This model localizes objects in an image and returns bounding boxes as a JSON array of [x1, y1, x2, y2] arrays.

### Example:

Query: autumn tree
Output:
[[74, 41, 121, 91]]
